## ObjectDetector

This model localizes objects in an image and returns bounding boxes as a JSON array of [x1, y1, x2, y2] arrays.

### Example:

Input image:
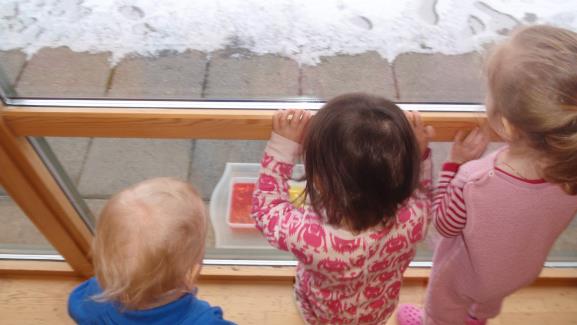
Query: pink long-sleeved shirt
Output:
[[251, 133, 432, 324], [430, 147, 577, 302]]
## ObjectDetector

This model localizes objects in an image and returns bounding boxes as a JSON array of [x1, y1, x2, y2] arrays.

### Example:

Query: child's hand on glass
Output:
[[273, 109, 312, 144], [449, 127, 490, 164], [405, 111, 435, 158]]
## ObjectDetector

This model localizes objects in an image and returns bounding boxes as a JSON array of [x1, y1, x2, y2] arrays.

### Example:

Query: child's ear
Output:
[[191, 263, 201, 278], [485, 99, 507, 141], [501, 117, 517, 139], [185, 264, 202, 291]]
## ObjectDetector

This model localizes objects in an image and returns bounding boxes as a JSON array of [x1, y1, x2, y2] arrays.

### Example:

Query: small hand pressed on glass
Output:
[[272, 109, 313, 144], [405, 111, 435, 157], [449, 127, 490, 164]]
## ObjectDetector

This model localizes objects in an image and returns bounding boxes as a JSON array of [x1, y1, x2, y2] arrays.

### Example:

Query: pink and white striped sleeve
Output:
[[433, 162, 468, 237], [251, 133, 305, 251]]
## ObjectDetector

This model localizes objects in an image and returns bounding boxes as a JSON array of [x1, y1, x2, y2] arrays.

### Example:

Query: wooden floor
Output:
[[0, 275, 576, 325]]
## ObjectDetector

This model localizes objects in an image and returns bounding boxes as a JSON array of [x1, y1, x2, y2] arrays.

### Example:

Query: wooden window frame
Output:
[[3, 102, 574, 279], [0, 105, 493, 140]]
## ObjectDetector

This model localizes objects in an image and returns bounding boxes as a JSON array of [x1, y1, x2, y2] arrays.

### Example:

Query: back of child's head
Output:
[[92, 177, 206, 309], [486, 25, 577, 194], [302, 93, 421, 233]]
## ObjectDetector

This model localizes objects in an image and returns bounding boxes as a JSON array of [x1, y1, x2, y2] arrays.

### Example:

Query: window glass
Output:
[[1, 1, 575, 102], [3, 139, 575, 263], [0, 186, 58, 255], [51, 137, 577, 263]]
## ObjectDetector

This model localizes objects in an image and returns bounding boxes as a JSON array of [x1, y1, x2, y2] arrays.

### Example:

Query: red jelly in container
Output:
[[227, 178, 257, 229]]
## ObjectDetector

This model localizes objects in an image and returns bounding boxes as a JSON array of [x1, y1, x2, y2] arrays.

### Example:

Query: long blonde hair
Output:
[[486, 25, 577, 194], [92, 177, 207, 309]]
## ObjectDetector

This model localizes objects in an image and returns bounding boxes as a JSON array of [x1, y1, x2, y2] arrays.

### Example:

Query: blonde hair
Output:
[[486, 25, 577, 195], [92, 177, 207, 309]]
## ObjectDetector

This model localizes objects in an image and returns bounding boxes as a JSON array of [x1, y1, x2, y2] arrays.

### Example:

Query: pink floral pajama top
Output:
[[251, 133, 432, 325]]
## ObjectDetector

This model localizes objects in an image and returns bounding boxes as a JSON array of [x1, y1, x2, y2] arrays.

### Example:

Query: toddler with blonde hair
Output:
[[68, 177, 235, 324], [398, 25, 577, 325]]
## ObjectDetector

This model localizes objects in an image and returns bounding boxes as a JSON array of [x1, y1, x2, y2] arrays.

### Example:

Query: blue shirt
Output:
[[68, 277, 236, 325]]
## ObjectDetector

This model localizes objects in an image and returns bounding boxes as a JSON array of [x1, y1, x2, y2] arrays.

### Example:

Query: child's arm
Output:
[[406, 111, 434, 202], [252, 133, 301, 250], [433, 128, 489, 237], [417, 149, 433, 200], [433, 162, 467, 237], [251, 110, 312, 250], [401, 112, 435, 245]]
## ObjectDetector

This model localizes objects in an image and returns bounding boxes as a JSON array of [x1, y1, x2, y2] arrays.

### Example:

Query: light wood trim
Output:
[[2, 274, 577, 325], [1, 107, 274, 139], [0, 112, 93, 276], [539, 268, 577, 279], [199, 266, 577, 284], [200, 265, 295, 280], [0, 260, 77, 276], [1, 106, 497, 141], [0, 263, 421, 279], [0, 259, 575, 283]]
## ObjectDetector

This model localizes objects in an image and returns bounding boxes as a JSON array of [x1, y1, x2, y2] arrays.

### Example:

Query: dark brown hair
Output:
[[486, 25, 577, 195], [302, 93, 421, 233]]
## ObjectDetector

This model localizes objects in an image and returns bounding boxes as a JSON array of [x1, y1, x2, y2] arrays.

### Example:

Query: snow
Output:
[[1, 0, 576, 65]]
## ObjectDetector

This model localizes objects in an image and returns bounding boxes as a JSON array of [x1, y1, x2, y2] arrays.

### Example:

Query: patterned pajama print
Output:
[[252, 133, 432, 324]]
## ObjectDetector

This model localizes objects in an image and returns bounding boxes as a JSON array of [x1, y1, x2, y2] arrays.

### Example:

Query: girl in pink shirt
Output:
[[398, 25, 577, 325], [252, 93, 435, 324]]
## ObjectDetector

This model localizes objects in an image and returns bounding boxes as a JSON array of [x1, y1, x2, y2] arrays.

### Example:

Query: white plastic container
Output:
[[210, 162, 305, 249], [210, 163, 267, 249]]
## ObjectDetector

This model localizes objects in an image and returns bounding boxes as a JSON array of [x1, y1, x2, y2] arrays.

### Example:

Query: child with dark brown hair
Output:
[[252, 93, 435, 324], [398, 25, 577, 325]]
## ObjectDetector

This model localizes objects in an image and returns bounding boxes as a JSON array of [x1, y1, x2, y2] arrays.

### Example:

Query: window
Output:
[[0, 187, 58, 256], [1, 1, 575, 268]]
